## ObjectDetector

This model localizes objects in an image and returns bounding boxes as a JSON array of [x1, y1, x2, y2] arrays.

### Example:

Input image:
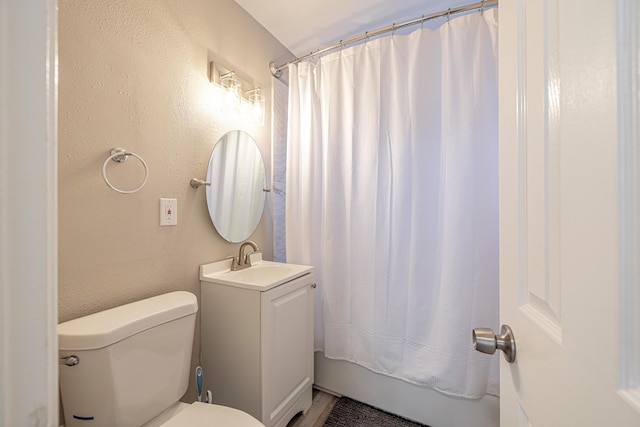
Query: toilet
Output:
[[58, 291, 264, 427]]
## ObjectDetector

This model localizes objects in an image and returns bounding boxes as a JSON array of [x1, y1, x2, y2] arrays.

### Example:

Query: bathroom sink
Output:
[[200, 254, 313, 291]]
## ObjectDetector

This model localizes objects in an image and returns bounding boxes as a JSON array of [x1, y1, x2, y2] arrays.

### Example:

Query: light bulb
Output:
[[221, 73, 241, 115]]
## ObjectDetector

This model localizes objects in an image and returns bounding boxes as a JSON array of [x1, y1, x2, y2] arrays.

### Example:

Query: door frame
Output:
[[0, 0, 58, 425], [617, 0, 640, 412]]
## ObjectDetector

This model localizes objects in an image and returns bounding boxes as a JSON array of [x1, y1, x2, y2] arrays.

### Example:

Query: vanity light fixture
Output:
[[209, 61, 265, 126]]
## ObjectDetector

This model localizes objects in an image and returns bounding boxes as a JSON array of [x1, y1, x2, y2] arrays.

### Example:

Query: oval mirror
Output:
[[205, 130, 266, 243]]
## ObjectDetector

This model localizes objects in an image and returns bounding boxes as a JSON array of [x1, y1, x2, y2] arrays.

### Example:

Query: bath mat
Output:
[[323, 397, 429, 427]]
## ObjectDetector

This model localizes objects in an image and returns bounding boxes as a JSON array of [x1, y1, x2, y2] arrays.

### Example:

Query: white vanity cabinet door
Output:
[[261, 274, 315, 427], [200, 271, 314, 427]]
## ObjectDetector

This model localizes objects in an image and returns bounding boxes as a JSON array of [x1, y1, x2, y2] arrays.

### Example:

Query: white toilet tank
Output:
[[58, 291, 198, 427]]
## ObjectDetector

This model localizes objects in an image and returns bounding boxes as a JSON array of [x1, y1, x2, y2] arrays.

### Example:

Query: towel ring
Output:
[[102, 148, 149, 194]]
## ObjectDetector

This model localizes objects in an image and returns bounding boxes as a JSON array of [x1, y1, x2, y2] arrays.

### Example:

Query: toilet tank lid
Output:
[[58, 291, 198, 351]]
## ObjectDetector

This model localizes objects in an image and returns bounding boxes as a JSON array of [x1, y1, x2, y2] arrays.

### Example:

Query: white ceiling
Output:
[[234, 0, 477, 60]]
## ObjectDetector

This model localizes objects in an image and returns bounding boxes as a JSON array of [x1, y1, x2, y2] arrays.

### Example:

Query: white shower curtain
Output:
[[286, 9, 499, 399]]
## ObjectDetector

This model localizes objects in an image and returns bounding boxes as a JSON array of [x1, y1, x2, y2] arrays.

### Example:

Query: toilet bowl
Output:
[[58, 291, 264, 427]]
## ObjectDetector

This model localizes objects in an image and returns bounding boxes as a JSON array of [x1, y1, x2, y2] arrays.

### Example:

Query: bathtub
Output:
[[313, 352, 499, 427]]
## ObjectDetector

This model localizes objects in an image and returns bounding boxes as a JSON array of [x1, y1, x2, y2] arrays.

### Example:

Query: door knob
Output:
[[472, 324, 516, 363]]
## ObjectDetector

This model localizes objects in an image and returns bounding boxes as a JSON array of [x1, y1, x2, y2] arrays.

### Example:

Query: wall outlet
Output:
[[160, 198, 177, 226]]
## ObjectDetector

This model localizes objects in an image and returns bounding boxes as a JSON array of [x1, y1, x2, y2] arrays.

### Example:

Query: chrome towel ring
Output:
[[102, 148, 149, 194]]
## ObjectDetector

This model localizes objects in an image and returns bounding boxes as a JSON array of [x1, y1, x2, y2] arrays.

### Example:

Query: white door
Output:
[[498, 0, 640, 425]]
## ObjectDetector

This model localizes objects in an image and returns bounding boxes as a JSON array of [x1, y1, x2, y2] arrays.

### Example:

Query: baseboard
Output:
[[312, 384, 341, 398]]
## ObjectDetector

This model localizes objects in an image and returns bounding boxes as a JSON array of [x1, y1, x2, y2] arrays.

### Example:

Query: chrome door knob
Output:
[[472, 324, 516, 363]]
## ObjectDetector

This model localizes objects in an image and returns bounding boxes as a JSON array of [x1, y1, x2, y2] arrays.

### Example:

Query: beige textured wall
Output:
[[58, 0, 291, 404]]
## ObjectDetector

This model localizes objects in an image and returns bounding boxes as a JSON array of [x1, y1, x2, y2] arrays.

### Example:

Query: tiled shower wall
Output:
[[272, 77, 288, 262]]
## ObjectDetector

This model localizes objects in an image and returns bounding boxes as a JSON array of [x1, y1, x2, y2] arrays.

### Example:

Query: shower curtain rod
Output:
[[269, 0, 498, 78]]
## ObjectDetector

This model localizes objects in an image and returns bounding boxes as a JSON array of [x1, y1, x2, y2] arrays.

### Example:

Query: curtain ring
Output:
[[480, 0, 485, 14], [421, 15, 425, 29], [447, 8, 451, 23]]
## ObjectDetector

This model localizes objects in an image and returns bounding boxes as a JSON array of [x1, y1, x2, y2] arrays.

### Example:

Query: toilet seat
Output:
[[158, 402, 265, 427]]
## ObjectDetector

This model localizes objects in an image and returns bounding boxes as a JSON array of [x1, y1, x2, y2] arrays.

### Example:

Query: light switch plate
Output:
[[160, 198, 177, 226]]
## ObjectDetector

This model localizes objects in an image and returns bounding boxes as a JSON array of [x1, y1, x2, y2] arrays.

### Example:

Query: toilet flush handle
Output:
[[60, 355, 79, 366]]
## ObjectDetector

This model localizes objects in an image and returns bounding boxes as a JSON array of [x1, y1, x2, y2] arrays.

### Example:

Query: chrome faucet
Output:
[[230, 241, 260, 271]]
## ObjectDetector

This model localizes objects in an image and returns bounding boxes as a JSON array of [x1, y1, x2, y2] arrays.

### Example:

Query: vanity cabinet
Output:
[[200, 267, 314, 427]]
